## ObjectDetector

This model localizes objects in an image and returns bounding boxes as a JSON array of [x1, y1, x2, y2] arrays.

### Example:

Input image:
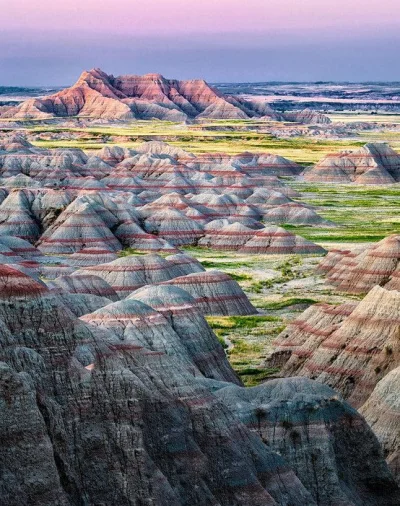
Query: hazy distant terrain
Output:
[[0, 86, 62, 104], [4, 82, 400, 112], [217, 82, 400, 112]]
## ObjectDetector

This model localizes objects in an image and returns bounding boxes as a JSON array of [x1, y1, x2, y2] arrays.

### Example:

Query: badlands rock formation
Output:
[[215, 377, 396, 505], [1, 261, 399, 505], [0, 135, 325, 255], [319, 235, 400, 293], [305, 142, 400, 183], [282, 108, 332, 124], [239, 226, 325, 254], [361, 367, 400, 483], [198, 222, 325, 254], [162, 270, 258, 315], [76, 253, 202, 296], [3, 68, 280, 121], [266, 286, 400, 409]]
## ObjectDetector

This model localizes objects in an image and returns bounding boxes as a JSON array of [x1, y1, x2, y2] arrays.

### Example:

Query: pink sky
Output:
[[4, 0, 400, 35], [2, 0, 400, 85]]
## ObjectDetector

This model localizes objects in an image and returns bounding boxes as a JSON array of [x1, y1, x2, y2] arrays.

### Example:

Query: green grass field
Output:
[[286, 183, 400, 243], [13, 120, 364, 164], [206, 315, 284, 386], [11, 115, 400, 163]]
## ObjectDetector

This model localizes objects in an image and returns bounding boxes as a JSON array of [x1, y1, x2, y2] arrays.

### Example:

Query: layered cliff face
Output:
[[7, 68, 279, 121], [1, 262, 399, 506], [266, 286, 400, 409], [304, 143, 400, 184]]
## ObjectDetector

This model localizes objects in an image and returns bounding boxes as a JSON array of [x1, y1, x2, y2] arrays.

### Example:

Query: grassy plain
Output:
[[13, 120, 365, 164], [17, 114, 400, 161], [286, 183, 400, 243]]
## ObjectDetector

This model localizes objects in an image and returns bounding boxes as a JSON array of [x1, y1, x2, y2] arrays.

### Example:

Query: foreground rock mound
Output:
[[214, 377, 396, 505], [0, 263, 399, 505], [361, 366, 400, 483], [77, 253, 204, 297], [305, 143, 400, 184], [51, 273, 120, 301]]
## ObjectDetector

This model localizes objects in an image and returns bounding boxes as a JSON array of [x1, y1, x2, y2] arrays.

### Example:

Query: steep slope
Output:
[[215, 377, 398, 505], [320, 235, 400, 293], [361, 366, 400, 483], [266, 286, 400, 408], [9, 69, 254, 121], [1, 262, 399, 505], [162, 270, 258, 316]]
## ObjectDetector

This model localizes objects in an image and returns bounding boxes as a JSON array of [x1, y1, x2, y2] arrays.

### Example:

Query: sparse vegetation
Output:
[[257, 298, 318, 310], [118, 248, 148, 256], [206, 315, 285, 386]]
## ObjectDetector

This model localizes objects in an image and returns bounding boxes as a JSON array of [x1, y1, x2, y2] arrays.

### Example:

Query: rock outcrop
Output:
[[266, 286, 400, 408], [319, 235, 400, 293], [282, 108, 332, 124], [305, 143, 400, 183], [215, 377, 398, 505], [1, 262, 399, 505], [361, 366, 400, 483], [7, 68, 280, 121]]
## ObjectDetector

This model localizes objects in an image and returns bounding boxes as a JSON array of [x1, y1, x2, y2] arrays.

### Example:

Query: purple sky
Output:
[[2, 0, 400, 85]]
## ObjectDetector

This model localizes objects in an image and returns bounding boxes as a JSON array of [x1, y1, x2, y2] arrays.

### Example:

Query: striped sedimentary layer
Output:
[[0, 187, 324, 255], [0, 239, 256, 318], [320, 235, 400, 293], [239, 225, 325, 254], [305, 142, 400, 184], [0, 261, 398, 505], [198, 222, 325, 254], [162, 270, 258, 316], [76, 254, 197, 297], [0, 136, 328, 254], [266, 286, 400, 409], [51, 273, 120, 301]]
